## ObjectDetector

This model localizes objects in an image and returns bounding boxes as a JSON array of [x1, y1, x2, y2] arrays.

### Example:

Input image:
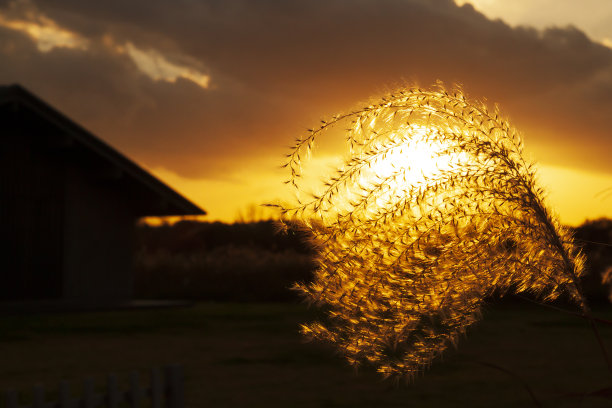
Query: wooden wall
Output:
[[0, 106, 136, 301]]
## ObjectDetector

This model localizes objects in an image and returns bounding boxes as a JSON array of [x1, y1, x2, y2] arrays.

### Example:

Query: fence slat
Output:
[[32, 385, 44, 408], [59, 381, 70, 408], [150, 369, 162, 408], [106, 375, 119, 408], [129, 372, 140, 408], [82, 379, 94, 408], [5, 390, 18, 408], [163, 366, 183, 408]]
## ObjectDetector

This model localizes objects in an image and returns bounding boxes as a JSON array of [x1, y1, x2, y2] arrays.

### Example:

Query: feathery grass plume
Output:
[[278, 84, 589, 380]]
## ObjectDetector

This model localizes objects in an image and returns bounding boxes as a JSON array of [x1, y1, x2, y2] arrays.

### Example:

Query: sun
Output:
[[291, 124, 462, 222], [358, 125, 458, 201]]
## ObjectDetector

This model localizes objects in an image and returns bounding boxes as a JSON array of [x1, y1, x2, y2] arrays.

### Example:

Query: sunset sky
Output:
[[1, 0, 611, 225]]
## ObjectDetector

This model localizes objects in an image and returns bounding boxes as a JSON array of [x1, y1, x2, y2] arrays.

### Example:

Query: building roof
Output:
[[0, 84, 206, 216]]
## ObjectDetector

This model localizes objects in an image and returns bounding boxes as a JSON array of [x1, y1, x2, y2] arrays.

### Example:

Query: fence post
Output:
[[129, 372, 140, 408], [32, 385, 44, 408], [163, 366, 183, 408], [107, 374, 120, 408], [150, 368, 162, 408], [59, 381, 70, 408], [5, 390, 18, 408], [83, 378, 95, 408]]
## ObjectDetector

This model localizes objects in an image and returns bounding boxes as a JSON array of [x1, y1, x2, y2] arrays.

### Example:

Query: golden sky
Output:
[[1, 0, 611, 225]]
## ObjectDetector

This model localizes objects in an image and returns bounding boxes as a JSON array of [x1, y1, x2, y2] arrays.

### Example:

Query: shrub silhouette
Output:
[[277, 84, 590, 380]]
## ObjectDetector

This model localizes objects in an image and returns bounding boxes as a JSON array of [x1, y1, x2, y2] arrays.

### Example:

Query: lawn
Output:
[[1, 301, 612, 407]]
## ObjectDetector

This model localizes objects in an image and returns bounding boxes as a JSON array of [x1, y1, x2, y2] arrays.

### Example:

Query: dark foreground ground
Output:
[[1, 301, 612, 408]]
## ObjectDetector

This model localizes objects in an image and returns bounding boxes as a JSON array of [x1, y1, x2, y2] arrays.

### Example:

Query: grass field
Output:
[[1, 301, 612, 407]]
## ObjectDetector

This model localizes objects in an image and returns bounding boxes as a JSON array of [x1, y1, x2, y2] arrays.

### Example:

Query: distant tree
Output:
[[575, 218, 612, 302], [277, 84, 600, 380], [235, 203, 279, 223], [133, 220, 316, 301]]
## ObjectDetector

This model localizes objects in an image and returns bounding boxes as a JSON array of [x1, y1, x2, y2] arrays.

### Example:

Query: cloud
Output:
[[0, 0, 611, 182], [0, 0, 210, 89], [455, 0, 612, 49], [121, 42, 210, 88], [0, 0, 88, 51]]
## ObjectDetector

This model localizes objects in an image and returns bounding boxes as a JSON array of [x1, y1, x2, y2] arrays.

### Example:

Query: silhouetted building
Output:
[[0, 85, 205, 302]]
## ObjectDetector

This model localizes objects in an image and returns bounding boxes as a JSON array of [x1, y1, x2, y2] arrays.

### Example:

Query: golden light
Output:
[[292, 122, 466, 224], [358, 125, 458, 196]]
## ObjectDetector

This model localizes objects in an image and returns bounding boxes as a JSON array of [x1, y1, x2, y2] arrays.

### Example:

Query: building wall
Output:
[[0, 90, 200, 303], [1, 108, 137, 301], [62, 164, 136, 300], [0, 120, 64, 300]]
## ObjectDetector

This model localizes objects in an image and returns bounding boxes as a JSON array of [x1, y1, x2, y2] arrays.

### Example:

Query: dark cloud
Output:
[[1, 0, 612, 178]]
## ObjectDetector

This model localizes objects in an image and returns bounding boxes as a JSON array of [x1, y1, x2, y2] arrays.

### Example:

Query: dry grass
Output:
[[275, 84, 590, 380]]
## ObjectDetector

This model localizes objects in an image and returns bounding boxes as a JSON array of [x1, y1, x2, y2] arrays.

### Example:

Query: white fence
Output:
[[3, 366, 183, 408]]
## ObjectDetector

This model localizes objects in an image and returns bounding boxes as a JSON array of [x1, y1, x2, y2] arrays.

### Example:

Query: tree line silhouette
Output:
[[133, 218, 612, 303]]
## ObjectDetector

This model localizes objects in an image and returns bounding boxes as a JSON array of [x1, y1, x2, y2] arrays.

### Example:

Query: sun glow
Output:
[[296, 123, 466, 223], [362, 125, 457, 191], [280, 85, 586, 380]]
